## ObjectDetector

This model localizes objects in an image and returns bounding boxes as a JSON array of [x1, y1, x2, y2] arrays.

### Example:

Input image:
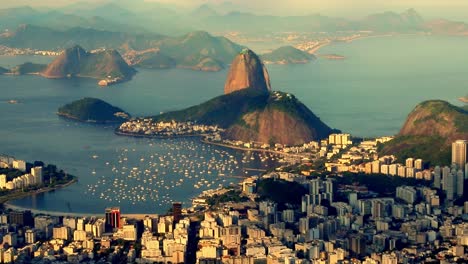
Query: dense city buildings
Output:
[[0, 137, 467, 263]]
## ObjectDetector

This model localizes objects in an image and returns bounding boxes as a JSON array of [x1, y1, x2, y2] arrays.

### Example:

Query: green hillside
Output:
[[261, 46, 315, 64], [58, 97, 130, 123]]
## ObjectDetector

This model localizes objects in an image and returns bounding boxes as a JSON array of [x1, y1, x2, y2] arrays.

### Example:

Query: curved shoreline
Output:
[[114, 130, 208, 139], [1, 178, 78, 206], [200, 139, 306, 159], [57, 112, 125, 124]]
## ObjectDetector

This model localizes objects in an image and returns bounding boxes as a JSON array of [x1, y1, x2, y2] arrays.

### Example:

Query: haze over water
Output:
[[0, 35, 466, 214]]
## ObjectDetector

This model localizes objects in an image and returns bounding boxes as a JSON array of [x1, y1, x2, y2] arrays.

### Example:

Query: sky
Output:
[[3, 0, 468, 20]]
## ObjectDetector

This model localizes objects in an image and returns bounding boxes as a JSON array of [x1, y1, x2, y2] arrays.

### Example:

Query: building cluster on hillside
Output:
[[119, 119, 223, 137], [0, 158, 44, 190]]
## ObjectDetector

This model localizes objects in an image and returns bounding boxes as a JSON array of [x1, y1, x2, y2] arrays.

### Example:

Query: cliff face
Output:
[[224, 91, 333, 145], [224, 49, 271, 95], [42, 45, 135, 79], [225, 108, 320, 146], [42, 45, 86, 78]]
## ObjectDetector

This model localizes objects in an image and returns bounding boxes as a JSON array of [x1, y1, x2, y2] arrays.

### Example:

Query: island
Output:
[[41, 45, 136, 86], [0, 156, 77, 204], [261, 46, 316, 65], [57, 98, 130, 123]]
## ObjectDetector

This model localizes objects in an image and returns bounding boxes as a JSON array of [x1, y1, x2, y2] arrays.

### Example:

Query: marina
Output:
[[84, 139, 280, 208]]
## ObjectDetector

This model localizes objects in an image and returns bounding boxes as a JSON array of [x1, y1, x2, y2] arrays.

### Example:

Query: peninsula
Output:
[[57, 98, 130, 123], [0, 156, 77, 204], [117, 49, 336, 146]]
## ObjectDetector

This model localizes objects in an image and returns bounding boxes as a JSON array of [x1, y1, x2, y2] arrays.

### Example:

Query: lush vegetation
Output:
[[0, 160, 76, 203], [256, 178, 308, 207], [378, 135, 451, 167], [58, 97, 130, 123], [379, 100, 467, 167], [333, 172, 431, 196], [153, 88, 269, 127], [261, 46, 315, 63], [267, 91, 336, 137], [9, 62, 46, 75], [414, 100, 468, 132], [206, 190, 249, 207], [152, 89, 334, 142]]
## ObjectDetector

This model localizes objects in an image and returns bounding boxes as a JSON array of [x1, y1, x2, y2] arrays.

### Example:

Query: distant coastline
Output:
[[114, 129, 207, 139], [57, 112, 124, 124]]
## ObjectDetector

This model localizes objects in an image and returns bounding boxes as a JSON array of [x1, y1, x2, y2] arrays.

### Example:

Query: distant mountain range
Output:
[[1, 5, 468, 36], [379, 100, 468, 166], [0, 25, 243, 72]]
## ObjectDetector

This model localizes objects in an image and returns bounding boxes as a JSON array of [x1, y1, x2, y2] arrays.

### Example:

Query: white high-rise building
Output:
[[452, 140, 467, 169], [414, 159, 423, 170], [406, 158, 414, 168], [12, 160, 26, 172], [31, 167, 43, 185], [0, 174, 6, 189]]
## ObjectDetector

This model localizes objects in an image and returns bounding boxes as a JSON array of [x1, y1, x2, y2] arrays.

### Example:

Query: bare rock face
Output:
[[223, 91, 334, 146], [42, 45, 86, 78], [41, 45, 135, 79], [224, 49, 271, 95]]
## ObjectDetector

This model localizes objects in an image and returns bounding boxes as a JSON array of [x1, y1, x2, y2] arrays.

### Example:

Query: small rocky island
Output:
[[57, 98, 130, 123]]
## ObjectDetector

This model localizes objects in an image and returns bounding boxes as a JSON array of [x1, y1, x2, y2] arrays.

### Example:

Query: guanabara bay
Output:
[[0, 1, 467, 264]]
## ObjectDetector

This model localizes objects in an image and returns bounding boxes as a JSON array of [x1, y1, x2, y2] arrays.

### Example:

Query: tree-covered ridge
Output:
[[152, 89, 269, 128], [57, 97, 130, 123], [261, 46, 315, 64], [413, 100, 468, 132], [379, 100, 468, 166]]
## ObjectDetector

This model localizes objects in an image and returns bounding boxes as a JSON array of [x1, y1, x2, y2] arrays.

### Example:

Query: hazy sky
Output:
[[4, 0, 468, 20]]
